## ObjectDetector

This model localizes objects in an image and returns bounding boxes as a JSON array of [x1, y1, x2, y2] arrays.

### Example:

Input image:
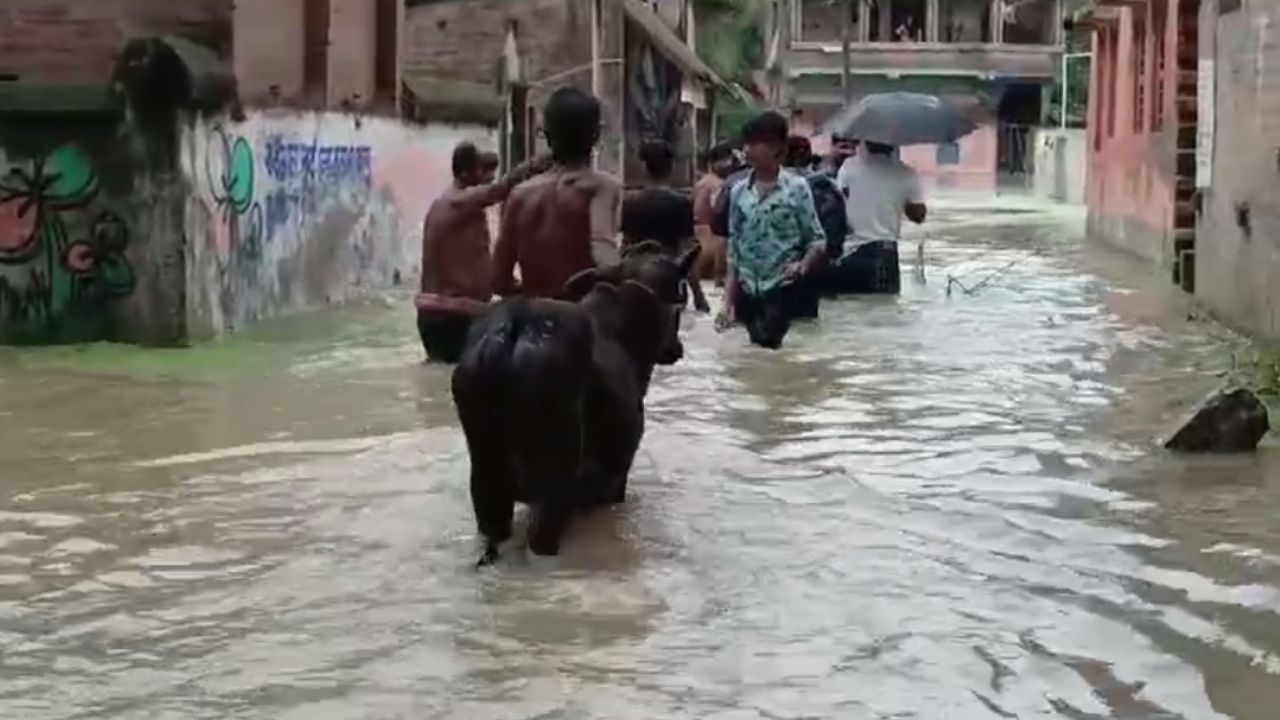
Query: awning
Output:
[[402, 75, 505, 125], [617, 0, 728, 91]]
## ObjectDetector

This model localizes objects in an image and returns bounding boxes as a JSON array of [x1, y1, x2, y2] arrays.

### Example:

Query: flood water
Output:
[[2, 195, 1279, 719]]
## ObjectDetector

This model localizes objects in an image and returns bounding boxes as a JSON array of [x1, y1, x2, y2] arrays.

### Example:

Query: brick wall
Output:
[[0, 0, 230, 87], [328, 0, 377, 107], [1195, 0, 1280, 338], [404, 0, 627, 175], [234, 0, 306, 103], [404, 0, 588, 87]]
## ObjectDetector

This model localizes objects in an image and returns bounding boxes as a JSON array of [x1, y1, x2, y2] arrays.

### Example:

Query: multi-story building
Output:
[[768, 0, 1065, 189], [1078, 0, 1197, 290]]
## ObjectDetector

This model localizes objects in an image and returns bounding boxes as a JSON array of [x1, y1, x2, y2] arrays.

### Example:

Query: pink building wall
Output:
[[900, 125, 998, 192], [1085, 0, 1182, 266]]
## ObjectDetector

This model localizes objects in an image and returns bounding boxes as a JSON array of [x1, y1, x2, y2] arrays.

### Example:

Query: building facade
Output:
[[1, 0, 492, 345], [403, 0, 724, 186], [1080, 0, 1197, 290], [1193, 0, 1280, 338], [770, 0, 1064, 190]]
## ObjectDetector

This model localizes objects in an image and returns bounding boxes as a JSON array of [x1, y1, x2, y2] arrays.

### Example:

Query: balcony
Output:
[[786, 0, 1063, 79]]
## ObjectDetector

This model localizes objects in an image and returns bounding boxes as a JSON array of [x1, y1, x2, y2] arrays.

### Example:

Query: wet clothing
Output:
[[836, 153, 923, 253], [621, 186, 694, 254], [726, 169, 826, 296], [731, 280, 811, 350], [798, 168, 849, 258], [821, 240, 901, 295], [417, 309, 473, 364]]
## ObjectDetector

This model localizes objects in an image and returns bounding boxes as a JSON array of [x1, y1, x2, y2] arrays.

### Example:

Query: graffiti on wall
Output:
[[0, 145, 134, 341], [262, 137, 373, 239], [203, 124, 265, 263]]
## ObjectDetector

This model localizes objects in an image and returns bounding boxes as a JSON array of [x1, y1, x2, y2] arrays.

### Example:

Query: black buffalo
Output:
[[452, 243, 700, 565]]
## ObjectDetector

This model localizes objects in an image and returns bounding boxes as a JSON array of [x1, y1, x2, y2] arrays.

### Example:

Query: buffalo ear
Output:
[[622, 240, 665, 259], [564, 268, 600, 301], [677, 244, 702, 276]]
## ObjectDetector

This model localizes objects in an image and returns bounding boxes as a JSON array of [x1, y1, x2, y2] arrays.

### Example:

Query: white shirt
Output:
[[835, 153, 923, 252]]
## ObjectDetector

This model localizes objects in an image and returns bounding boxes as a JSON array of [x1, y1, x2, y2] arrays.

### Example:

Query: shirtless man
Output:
[[692, 142, 734, 285], [416, 143, 547, 363], [492, 87, 622, 298]]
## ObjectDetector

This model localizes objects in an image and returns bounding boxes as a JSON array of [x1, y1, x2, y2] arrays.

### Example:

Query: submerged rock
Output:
[[1165, 388, 1271, 453]]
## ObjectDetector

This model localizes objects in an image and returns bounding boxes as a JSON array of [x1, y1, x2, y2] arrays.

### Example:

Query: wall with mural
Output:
[[0, 142, 139, 343], [182, 111, 494, 338]]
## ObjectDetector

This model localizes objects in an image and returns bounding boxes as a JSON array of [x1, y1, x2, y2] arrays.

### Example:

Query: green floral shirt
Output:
[[727, 169, 826, 295]]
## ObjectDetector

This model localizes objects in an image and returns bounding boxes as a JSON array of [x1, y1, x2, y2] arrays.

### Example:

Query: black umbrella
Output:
[[823, 92, 980, 146]]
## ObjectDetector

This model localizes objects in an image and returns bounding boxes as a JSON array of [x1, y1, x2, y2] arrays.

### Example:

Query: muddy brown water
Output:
[[2, 197, 1278, 719]]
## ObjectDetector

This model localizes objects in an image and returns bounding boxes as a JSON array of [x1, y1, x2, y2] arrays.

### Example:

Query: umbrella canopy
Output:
[[822, 92, 981, 147]]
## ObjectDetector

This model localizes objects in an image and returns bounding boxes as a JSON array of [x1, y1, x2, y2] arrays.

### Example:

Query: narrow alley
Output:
[[1, 195, 1277, 720]]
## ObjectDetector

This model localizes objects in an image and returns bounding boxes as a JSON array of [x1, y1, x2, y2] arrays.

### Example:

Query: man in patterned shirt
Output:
[[716, 112, 828, 350]]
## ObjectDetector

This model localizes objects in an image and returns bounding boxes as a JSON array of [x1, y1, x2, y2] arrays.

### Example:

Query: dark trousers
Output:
[[733, 282, 809, 350], [417, 309, 473, 364], [823, 240, 901, 295]]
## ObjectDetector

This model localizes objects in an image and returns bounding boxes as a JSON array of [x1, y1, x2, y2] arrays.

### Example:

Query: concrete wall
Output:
[[1085, 2, 1180, 266], [232, 0, 392, 110], [0, 117, 186, 344], [1032, 128, 1087, 205], [1194, 0, 1280, 339], [181, 110, 495, 338], [0, 0, 229, 86]]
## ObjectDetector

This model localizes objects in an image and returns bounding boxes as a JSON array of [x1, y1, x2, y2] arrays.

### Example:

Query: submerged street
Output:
[[3, 195, 1280, 719]]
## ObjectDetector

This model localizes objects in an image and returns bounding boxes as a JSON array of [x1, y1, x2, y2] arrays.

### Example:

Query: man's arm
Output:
[[904, 170, 926, 224], [794, 181, 828, 275], [491, 194, 521, 296], [589, 174, 622, 266], [452, 156, 552, 210]]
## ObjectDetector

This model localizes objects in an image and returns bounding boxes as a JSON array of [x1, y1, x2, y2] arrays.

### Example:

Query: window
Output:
[[798, 0, 858, 43], [1151, 8, 1166, 130], [941, 0, 993, 43], [1001, 0, 1056, 45], [303, 0, 330, 102], [1133, 21, 1146, 133], [1105, 29, 1118, 139], [937, 142, 961, 165], [375, 0, 398, 105], [869, 0, 928, 43]]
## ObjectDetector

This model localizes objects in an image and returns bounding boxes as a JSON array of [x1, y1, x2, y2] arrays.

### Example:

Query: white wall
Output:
[[1032, 128, 1087, 205], [181, 110, 496, 337]]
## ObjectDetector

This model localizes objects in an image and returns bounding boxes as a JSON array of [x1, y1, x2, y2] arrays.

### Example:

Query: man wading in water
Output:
[[829, 140, 927, 294], [620, 138, 710, 312], [416, 145, 548, 363], [493, 87, 623, 299], [717, 112, 827, 350], [692, 142, 735, 287]]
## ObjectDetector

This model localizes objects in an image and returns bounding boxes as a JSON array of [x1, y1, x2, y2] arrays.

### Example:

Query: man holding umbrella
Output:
[[823, 92, 978, 294], [830, 140, 927, 294]]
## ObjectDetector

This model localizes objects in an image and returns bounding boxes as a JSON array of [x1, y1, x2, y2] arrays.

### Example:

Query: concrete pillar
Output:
[[927, 0, 940, 42]]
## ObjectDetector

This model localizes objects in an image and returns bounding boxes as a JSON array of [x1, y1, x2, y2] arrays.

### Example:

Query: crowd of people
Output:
[[416, 86, 928, 360]]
